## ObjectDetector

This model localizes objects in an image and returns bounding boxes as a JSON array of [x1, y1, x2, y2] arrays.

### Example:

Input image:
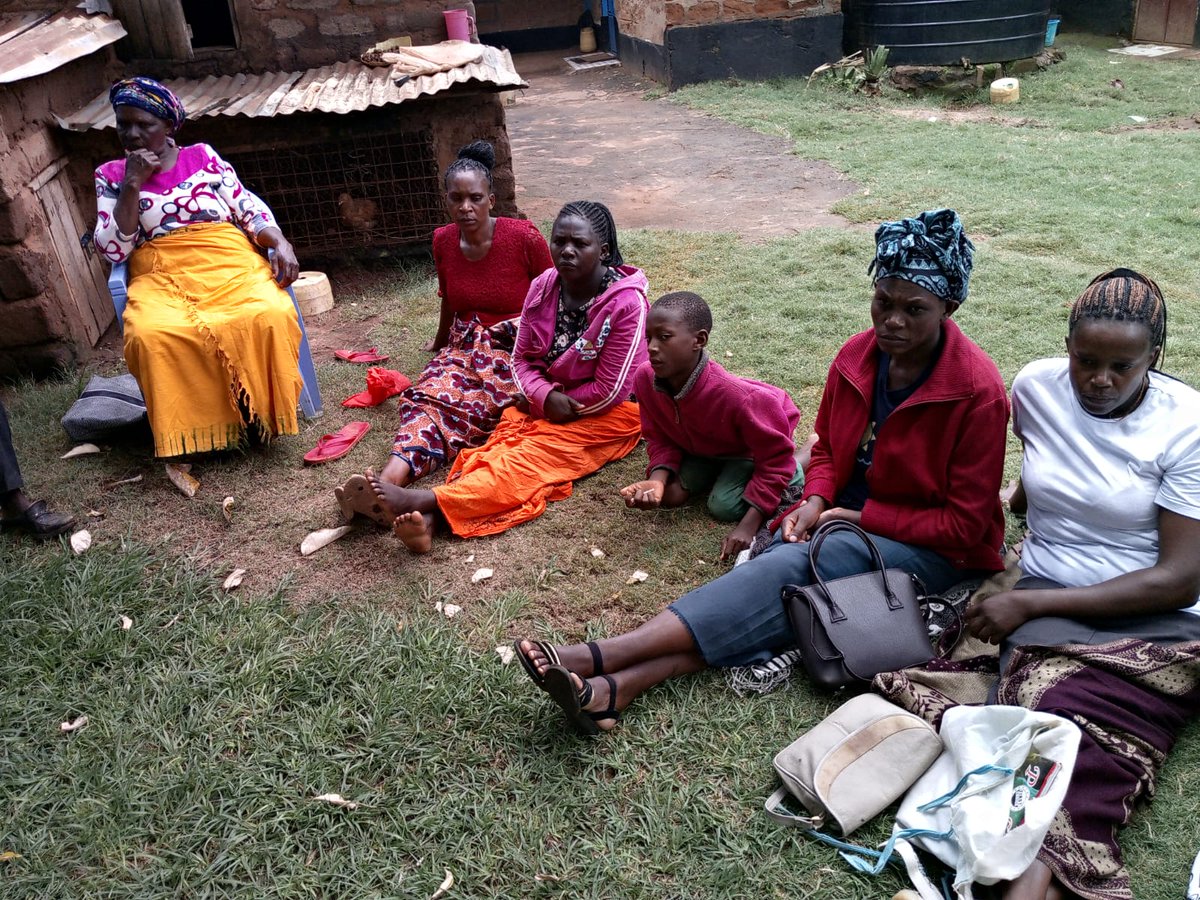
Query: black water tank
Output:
[[843, 0, 1052, 66]]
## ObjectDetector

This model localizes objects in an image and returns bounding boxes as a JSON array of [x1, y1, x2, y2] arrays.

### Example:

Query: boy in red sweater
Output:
[[620, 292, 803, 560]]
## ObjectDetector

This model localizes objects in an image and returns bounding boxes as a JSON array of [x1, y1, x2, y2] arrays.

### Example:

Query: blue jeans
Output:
[[669, 529, 968, 667]]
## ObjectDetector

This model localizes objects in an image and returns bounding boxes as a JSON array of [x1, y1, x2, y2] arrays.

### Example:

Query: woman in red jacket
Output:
[[516, 208, 1010, 734]]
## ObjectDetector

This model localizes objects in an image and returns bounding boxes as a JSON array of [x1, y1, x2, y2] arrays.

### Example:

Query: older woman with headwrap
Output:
[[514, 208, 1011, 735], [93, 77, 303, 458]]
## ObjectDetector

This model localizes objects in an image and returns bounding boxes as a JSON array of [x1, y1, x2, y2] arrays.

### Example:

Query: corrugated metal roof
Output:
[[59, 44, 526, 131], [0, 6, 125, 84]]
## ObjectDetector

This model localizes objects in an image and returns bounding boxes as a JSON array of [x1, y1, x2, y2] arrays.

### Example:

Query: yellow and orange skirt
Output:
[[123, 222, 302, 457]]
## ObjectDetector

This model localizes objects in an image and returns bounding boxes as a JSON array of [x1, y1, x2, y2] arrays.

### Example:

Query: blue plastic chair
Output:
[[107, 256, 323, 419]]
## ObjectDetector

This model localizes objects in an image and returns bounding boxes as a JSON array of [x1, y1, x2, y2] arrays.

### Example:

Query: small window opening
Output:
[[181, 0, 238, 49]]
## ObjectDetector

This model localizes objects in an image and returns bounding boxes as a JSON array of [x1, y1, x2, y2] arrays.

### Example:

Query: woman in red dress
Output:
[[337, 141, 552, 522]]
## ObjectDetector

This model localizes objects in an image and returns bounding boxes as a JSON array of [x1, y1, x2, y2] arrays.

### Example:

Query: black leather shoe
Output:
[[0, 499, 76, 540]]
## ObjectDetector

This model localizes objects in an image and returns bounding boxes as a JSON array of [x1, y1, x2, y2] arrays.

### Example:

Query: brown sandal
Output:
[[334, 474, 393, 527]]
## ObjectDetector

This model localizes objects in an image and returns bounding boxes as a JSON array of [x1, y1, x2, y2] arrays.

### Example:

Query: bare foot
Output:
[[796, 432, 819, 474], [393, 510, 434, 554], [379, 456, 412, 487], [367, 468, 435, 519], [334, 473, 392, 527]]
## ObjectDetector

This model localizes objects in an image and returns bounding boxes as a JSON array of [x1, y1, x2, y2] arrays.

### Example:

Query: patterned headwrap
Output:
[[109, 77, 186, 133], [869, 208, 975, 305]]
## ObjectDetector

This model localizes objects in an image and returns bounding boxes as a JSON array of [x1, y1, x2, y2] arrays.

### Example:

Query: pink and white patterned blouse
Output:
[[93, 143, 277, 264]]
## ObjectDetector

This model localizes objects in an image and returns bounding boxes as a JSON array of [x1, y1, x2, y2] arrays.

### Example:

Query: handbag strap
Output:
[[807, 520, 904, 615], [764, 787, 824, 830], [767, 786, 951, 878]]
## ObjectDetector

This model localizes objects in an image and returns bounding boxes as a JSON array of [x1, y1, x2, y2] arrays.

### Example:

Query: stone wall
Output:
[[0, 53, 121, 376], [616, 0, 843, 87], [114, 0, 587, 75]]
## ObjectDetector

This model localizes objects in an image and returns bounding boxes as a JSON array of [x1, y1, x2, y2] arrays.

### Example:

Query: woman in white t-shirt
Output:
[[965, 269, 1200, 900]]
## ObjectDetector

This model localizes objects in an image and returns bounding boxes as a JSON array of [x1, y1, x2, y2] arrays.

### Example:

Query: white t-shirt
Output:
[[1012, 358, 1200, 614]]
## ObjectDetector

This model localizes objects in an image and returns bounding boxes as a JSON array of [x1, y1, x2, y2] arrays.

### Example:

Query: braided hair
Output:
[[1069, 268, 1167, 366], [556, 200, 623, 266], [444, 140, 495, 190], [653, 291, 712, 334]]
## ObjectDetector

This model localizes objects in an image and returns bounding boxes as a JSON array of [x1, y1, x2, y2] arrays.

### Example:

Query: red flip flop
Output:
[[342, 367, 412, 408], [303, 421, 371, 465], [334, 348, 389, 364]]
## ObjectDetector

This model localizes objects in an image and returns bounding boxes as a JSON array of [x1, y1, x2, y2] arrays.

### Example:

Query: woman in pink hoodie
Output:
[[369, 201, 649, 551]]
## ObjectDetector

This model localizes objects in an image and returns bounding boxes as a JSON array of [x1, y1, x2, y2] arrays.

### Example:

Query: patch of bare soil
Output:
[[49, 266, 723, 649], [506, 52, 857, 238], [1110, 113, 1200, 132], [45, 418, 721, 650], [886, 106, 1047, 127]]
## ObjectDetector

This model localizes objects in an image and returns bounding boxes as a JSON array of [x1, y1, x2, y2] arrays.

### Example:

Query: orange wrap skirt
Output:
[[123, 223, 303, 457], [433, 401, 642, 538]]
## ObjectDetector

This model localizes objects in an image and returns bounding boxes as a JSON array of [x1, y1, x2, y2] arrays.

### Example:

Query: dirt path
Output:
[[505, 52, 856, 238]]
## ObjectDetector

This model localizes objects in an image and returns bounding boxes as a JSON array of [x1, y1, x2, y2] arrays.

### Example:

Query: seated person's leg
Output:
[[705, 457, 756, 522], [670, 537, 814, 668], [677, 454, 723, 510], [0, 400, 74, 538]]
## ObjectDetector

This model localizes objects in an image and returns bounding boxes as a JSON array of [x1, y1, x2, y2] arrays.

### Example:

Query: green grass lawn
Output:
[[3, 35, 1200, 897]]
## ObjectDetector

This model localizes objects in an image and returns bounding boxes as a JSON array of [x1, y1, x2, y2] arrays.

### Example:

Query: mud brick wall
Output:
[[618, 0, 667, 43], [663, 0, 840, 27], [0, 55, 120, 376]]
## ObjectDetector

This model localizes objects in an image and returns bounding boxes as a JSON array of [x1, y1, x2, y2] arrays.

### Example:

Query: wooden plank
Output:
[[36, 169, 105, 345], [1134, 0, 1170, 42], [1165, 0, 1198, 44], [160, 0, 193, 59], [135, 0, 195, 60], [56, 170, 115, 333], [111, 0, 152, 58], [139, 0, 171, 58]]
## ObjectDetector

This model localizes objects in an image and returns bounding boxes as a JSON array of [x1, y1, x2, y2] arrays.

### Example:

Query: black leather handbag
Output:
[[782, 521, 935, 690]]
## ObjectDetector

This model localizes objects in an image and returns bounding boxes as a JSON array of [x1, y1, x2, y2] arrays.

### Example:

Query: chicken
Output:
[[337, 193, 379, 232]]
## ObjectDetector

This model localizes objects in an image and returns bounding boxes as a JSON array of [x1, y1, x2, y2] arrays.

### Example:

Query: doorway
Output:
[[1134, 0, 1198, 44]]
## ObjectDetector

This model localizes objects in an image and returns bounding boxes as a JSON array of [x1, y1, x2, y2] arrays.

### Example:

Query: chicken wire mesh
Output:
[[227, 127, 444, 258]]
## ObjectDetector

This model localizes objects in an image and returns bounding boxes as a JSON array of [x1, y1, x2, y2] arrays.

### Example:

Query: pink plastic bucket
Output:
[[443, 8, 474, 41]]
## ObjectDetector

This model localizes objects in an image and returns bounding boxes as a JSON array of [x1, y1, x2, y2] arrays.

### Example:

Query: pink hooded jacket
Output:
[[513, 265, 650, 419]]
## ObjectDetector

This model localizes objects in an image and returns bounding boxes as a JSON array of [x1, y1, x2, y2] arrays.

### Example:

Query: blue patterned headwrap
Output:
[[109, 77, 186, 133], [869, 208, 975, 305]]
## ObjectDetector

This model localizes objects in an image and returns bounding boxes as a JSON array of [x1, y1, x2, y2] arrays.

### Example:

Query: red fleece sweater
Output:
[[634, 356, 801, 514], [778, 319, 1009, 572]]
